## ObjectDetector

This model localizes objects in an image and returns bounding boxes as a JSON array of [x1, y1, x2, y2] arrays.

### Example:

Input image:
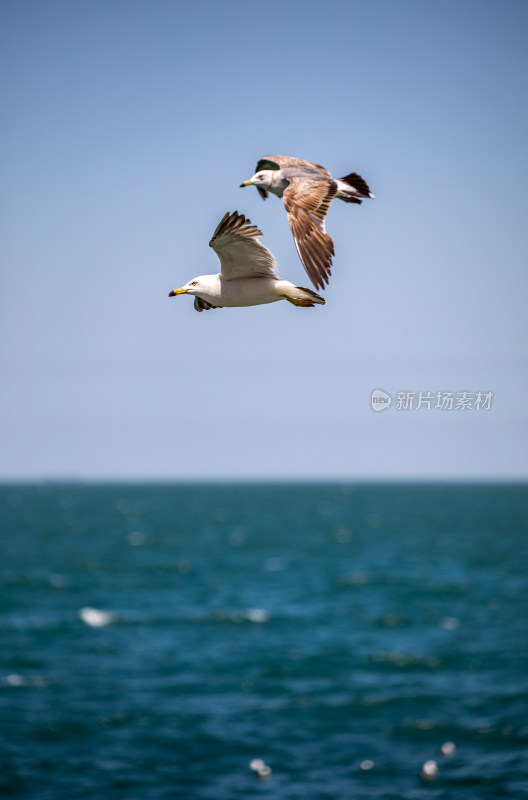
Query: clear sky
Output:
[[1, 0, 527, 480]]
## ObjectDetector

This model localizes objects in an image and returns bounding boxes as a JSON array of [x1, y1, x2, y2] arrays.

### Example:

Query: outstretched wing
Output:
[[254, 156, 332, 200], [282, 177, 337, 291], [209, 211, 279, 280]]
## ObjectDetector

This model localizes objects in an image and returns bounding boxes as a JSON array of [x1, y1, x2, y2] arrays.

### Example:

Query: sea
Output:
[[1, 482, 527, 800]]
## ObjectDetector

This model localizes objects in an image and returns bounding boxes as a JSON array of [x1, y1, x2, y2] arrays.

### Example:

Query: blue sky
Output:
[[1, 0, 527, 480]]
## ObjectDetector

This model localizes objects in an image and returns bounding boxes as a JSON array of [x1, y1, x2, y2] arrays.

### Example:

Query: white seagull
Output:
[[240, 155, 374, 291], [168, 211, 325, 312]]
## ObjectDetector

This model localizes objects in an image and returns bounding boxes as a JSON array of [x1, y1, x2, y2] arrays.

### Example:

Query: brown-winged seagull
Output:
[[168, 211, 325, 312], [240, 155, 374, 291]]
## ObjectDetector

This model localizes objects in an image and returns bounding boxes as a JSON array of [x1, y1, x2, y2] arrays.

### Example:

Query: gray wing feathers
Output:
[[257, 155, 332, 179], [209, 211, 279, 280]]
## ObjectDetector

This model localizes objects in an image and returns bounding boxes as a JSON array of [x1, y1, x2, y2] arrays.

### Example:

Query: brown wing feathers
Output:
[[283, 180, 337, 291], [288, 215, 335, 290]]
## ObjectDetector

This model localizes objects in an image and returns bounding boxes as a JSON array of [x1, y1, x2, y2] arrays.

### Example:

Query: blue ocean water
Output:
[[0, 483, 527, 800]]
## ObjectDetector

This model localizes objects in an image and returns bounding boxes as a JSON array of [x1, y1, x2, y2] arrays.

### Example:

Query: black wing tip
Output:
[[338, 171, 374, 198], [210, 210, 264, 245], [209, 211, 234, 245]]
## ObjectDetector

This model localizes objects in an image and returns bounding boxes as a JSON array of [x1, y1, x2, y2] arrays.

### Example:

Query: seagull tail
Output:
[[282, 286, 326, 307], [336, 172, 375, 202]]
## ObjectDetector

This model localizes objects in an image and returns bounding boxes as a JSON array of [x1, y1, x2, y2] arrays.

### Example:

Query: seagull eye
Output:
[[190, 281, 198, 286]]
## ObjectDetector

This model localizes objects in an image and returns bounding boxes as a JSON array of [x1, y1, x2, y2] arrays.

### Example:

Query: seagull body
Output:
[[169, 211, 325, 312], [173, 273, 307, 309], [241, 155, 374, 291]]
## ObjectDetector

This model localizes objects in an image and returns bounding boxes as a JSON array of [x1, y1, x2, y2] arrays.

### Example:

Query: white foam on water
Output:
[[246, 608, 270, 623], [420, 760, 439, 780], [79, 607, 115, 628]]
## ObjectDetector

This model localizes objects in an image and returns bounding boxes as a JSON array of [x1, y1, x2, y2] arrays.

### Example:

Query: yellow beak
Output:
[[168, 288, 187, 297], [240, 180, 252, 187]]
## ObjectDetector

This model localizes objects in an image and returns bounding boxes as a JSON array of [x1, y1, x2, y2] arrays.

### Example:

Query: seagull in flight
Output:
[[168, 211, 325, 312], [240, 155, 374, 291]]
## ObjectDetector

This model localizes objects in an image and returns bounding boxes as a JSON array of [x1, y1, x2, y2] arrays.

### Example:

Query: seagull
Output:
[[168, 211, 325, 312], [240, 155, 374, 291]]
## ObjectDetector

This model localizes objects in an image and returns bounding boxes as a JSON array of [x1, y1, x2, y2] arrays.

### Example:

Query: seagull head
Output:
[[168, 278, 202, 297], [240, 170, 274, 190]]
